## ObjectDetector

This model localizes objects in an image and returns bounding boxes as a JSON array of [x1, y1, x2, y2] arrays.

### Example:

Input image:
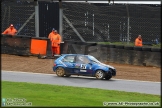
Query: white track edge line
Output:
[[2, 70, 161, 83]]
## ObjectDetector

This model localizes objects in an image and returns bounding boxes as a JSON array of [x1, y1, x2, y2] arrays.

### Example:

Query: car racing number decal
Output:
[[80, 64, 87, 72], [80, 64, 86, 69]]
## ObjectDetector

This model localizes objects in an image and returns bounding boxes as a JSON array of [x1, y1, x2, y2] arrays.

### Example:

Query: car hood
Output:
[[99, 62, 115, 69]]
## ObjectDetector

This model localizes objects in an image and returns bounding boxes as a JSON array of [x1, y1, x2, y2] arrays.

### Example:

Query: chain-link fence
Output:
[[1, 0, 35, 36], [1, 1, 161, 45], [62, 3, 161, 44]]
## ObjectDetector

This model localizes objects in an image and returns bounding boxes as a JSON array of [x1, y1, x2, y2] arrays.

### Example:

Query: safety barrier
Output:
[[1, 35, 31, 56], [1, 35, 52, 56], [30, 37, 52, 56], [61, 41, 161, 67], [1, 35, 161, 67]]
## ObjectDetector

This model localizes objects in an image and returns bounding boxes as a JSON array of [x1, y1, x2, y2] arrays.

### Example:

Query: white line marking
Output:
[[111, 78, 161, 83], [1, 70, 54, 75], [2, 70, 161, 83]]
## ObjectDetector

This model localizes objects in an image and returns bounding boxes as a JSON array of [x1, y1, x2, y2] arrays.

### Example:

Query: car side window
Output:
[[76, 55, 90, 64], [62, 55, 75, 63]]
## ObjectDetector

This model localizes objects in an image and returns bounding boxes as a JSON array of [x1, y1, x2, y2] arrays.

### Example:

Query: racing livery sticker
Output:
[[89, 66, 92, 69], [80, 64, 86, 69], [59, 60, 67, 67], [75, 64, 80, 68], [74, 69, 79, 73], [80, 69, 87, 72]]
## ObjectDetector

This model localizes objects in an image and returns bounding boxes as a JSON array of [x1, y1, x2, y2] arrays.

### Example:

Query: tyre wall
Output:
[[1, 35, 31, 56], [1, 35, 52, 56], [1, 36, 161, 67], [61, 41, 161, 67]]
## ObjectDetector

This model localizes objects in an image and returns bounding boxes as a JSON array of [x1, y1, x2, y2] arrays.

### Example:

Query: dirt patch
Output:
[[1, 54, 161, 82]]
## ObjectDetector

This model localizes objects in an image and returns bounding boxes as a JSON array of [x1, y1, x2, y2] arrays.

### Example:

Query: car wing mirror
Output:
[[88, 62, 93, 65]]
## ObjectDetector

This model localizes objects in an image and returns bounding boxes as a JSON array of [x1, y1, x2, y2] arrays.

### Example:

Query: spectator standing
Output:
[[2, 24, 17, 36], [48, 28, 61, 55], [135, 35, 143, 47]]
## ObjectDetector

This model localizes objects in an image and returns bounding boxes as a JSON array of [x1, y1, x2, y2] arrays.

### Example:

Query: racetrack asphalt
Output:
[[2, 70, 161, 95]]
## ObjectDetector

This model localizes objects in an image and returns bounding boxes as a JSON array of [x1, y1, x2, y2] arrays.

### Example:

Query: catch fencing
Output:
[[1, 0, 35, 37], [62, 3, 161, 44], [1, 1, 161, 45]]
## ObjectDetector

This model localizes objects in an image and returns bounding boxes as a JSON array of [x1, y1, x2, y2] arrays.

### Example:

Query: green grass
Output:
[[98, 42, 161, 48], [2, 81, 161, 107]]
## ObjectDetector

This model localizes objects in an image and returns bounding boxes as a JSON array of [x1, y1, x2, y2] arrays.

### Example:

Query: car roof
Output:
[[61, 54, 93, 57], [61, 54, 85, 56]]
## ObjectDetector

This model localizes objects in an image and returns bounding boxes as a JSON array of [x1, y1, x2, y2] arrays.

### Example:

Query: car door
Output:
[[75, 55, 92, 76], [61, 55, 76, 74]]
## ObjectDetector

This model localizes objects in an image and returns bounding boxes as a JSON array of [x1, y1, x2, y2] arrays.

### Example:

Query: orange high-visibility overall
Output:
[[48, 32, 61, 55], [2, 27, 17, 36], [135, 38, 142, 47]]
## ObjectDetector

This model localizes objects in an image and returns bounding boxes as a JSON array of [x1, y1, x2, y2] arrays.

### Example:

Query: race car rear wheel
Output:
[[56, 67, 65, 77], [95, 70, 105, 79]]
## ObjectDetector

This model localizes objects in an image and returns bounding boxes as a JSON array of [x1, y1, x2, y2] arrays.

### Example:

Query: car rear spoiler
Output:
[[38, 54, 61, 59], [54, 54, 61, 58]]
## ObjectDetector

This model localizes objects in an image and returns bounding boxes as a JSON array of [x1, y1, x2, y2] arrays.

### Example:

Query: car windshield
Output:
[[88, 55, 101, 64]]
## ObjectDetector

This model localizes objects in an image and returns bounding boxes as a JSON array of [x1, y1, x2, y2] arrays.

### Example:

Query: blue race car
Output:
[[53, 54, 116, 80]]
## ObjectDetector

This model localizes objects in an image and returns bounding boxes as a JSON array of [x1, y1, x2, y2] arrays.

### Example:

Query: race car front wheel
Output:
[[56, 67, 65, 77], [95, 70, 105, 79]]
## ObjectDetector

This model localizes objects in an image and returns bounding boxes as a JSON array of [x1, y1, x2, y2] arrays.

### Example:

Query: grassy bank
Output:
[[2, 81, 161, 107]]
